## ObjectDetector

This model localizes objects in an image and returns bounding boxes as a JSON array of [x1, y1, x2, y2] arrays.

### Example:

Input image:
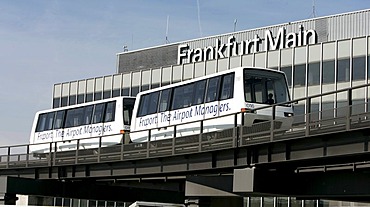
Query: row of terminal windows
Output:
[[137, 73, 234, 117], [36, 101, 116, 132], [284, 56, 369, 87], [54, 55, 369, 109]]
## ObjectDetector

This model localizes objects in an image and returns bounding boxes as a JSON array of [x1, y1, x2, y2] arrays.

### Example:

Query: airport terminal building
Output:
[[52, 9, 370, 122], [47, 8, 370, 207]]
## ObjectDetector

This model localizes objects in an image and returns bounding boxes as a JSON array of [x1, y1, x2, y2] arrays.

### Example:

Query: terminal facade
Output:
[[53, 9, 370, 124]]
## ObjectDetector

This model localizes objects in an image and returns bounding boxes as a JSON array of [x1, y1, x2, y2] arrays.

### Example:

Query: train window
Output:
[[254, 83, 263, 103], [83, 105, 94, 125], [92, 103, 105, 124], [220, 73, 234, 100], [123, 99, 135, 125], [172, 83, 195, 110], [54, 111, 65, 129], [159, 89, 172, 112], [138, 92, 159, 117], [193, 80, 206, 105], [104, 101, 116, 122], [244, 84, 252, 102], [65, 107, 84, 127], [138, 94, 150, 117], [36, 112, 54, 132], [147, 92, 159, 115], [265, 80, 275, 104], [244, 69, 289, 104], [205, 77, 220, 103], [45, 112, 55, 131]]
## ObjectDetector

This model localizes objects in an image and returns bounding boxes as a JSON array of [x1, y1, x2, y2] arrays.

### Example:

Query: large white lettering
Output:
[[178, 25, 317, 64]]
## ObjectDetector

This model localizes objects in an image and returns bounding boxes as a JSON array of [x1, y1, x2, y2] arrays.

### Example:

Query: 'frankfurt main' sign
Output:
[[178, 25, 317, 64]]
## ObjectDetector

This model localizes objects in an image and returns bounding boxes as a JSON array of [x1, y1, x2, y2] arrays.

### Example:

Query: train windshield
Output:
[[244, 69, 290, 104]]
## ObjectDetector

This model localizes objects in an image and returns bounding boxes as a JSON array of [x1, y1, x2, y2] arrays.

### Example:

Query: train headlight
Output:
[[120, 130, 126, 134], [241, 108, 255, 113], [284, 112, 294, 117]]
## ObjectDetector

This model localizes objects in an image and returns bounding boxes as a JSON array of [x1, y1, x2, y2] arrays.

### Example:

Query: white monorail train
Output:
[[30, 96, 135, 153], [130, 67, 293, 142]]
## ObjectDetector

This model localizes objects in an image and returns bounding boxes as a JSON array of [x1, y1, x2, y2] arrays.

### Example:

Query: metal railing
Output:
[[1, 83, 370, 169]]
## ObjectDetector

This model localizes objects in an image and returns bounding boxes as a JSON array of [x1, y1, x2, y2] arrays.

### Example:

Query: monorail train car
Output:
[[130, 67, 293, 142], [30, 96, 135, 153]]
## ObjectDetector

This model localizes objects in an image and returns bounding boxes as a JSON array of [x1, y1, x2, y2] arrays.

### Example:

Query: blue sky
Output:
[[0, 0, 369, 146]]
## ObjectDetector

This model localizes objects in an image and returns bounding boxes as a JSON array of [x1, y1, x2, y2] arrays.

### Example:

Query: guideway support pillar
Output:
[[0, 177, 18, 205]]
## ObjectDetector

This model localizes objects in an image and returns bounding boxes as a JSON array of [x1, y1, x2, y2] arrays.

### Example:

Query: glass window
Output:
[[159, 89, 172, 112], [322, 60, 335, 84], [205, 77, 220, 103], [86, 93, 93, 102], [352, 56, 366, 81], [122, 88, 130, 96], [138, 92, 159, 116], [244, 69, 289, 104], [123, 98, 135, 125], [36, 112, 55, 132], [276, 197, 289, 207], [92, 103, 105, 124], [308, 62, 320, 86], [249, 197, 261, 207], [147, 92, 160, 115], [263, 197, 274, 207], [112, 89, 120, 97], [138, 94, 150, 117], [104, 101, 116, 122], [193, 80, 206, 105], [94, 91, 102, 101], [77, 94, 84, 104], [45, 112, 55, 130], [103, 91, 111, 99], [337, 58, 350, 82], [54, 111, 65, 129], [281, 66, 292, 87], [322, 101, 334, 119], [65, 107, 84, 127], [254, 82, 263, 103], [61, 97, 68, 107], [83, 105, 93, 125], [304, 200, 317, 207], [290, 198, 302, 207], [69, 95, 76, 106], [172, 83, 195, 109], [53, 98, 60, 108], [131, 86, 140, 96], [293, 64, 306, 87], [220, 73, 234, 100]]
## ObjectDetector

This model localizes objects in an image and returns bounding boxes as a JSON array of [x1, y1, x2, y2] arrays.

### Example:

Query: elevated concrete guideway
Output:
[[1, 84, 370, 205]]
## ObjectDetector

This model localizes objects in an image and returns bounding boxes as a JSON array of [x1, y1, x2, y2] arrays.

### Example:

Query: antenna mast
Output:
[[311, 0, 316, 18], [197, 0, 203, 37], [166, 15, 170, 44], [234, 19, 237, 32]]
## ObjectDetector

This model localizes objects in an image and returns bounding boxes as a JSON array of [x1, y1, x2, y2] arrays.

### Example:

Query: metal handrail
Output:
[[0, 83, 370, 169]]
